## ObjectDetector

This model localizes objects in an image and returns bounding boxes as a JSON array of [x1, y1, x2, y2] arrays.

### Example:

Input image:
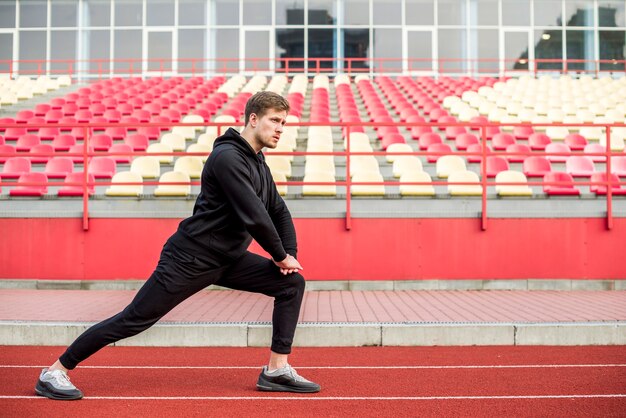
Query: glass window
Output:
[[114, 30, 142, 72], [373, 0, 401, 25], [86, 0, 111, 27], [534, 0, 562, 27], [147, 0, 175, 26], [214, 29, 239, 72], [51, 30, 77, 73], [535, 29, 563, 70], [20, 0, 47, 28], [439, 28, 466, 73], [438, 0, 466, 25], [87, 30, 111, 74], [215, 0, 239, 25], [406, 30, 431, 71], [276, 28, 305, 70], [566, 1, 594, 27], [243, 0, 272, 25], [344, 0, 369, 25], [0, 33, 13, 72], [51, 0, 78, 27], [115, 0, 142, 26], [599, 30, 626, 71], [147, 32, 172, 71], [566, 29, 595, 70], [19, 31, 46, 74], [245, 30, 270, 71], [373, 28, 401, 72], [502, 0, 529, 26], [179, 0, 206, 26], [504, 31, 529, 70], [308, 28, 335, 70], [276, 0, 305, 25], [179, 29, 205, 73], [343, 29, 369, 71], [309, 0, 336, 25], [598, 0, 626, 27], [470, 0, 498, 26], [473, 29, 499, 72], [406, 0, 434, 25], [0, 3, 16, 28]]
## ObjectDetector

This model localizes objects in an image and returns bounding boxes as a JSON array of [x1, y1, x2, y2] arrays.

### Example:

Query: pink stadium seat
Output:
[[28, 144, 55, 164], [4, 127, 27, 141], [9, 172, 48, 197], [528, 133, 552, 151], [74, 110, 93, 123], [44, 110, 64, 124], [52, 134, 77, 152], [50, 98, 65, 109], [89, 103, 106, 116], [564, 134, 588, 151], [57, 172, 96, 197], [589, 172, 626, 195], [611, 156, 626, 176], [137, 126, 160, 141], [0, 117, 15, 132], [105, 127, 128, 141], [418, 132, 442, 150], [566, 156, 596, 177], [469, 116, 489, 131], [131, 109, 151, 123], [61, 103, 78, 116], [34, 104, 51, 117], [0, 135, 4, 145], [38, 127, 61, 141], [26, 117, 46, 132], [144, 103, 162, 115], [543, 172, 580, 196], [44, 157, 74, 179], [118, 103, 134, 116], [58, 117, 77, 130], [161, 109, 181, 123], [91, 134, 113, 151], [124, 134, 149, 151], [381, 133, 406, 150], [466, 143, 492, 163], [545, 142, 572, 163], [584, 144, 607, 162], [16, 134, 41, 152], [1, 157, 32, 179], [88, 157, 117, 179], [523, 156, 553, 178], [16, 110, 34, 123], [444, 126, 467, 140], [513, 125, 534, 140], [101, 97, 118, 109], [505, 143, 531, 163], [68, 144, 94, 164], [486, 156, 510, 177], [103, 109, 122, 123], [108, 143, 133, 164], [455, 133, 479, 151], [485, 126, 501, 140], [426, 143, 452, 163], [492, 133, 516, 150], [75, 97, 91, 109], [0, 144, 17, 163]]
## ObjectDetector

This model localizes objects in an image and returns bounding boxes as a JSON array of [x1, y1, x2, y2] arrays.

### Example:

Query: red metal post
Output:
[[345, 124, 352, 230], [82, 126, 90, 231], [606, 126, 613, 230], [481, 125, 488, 231]]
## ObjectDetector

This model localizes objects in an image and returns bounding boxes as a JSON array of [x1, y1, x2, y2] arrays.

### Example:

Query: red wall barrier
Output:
[[0, 217, 624, 280]]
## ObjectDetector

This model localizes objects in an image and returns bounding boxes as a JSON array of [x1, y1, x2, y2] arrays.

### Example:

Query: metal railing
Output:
[[1, 120, 624, 232]]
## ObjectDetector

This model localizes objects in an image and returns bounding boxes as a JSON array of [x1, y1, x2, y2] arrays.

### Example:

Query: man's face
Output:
[[250, 108, 287, 150]]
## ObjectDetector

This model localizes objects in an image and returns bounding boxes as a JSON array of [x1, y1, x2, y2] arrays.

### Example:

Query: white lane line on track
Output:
[[2, 364, 626, 370], [2, 394, 626, 401]]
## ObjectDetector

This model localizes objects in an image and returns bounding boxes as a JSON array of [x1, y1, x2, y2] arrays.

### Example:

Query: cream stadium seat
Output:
[[448, 170, 483, 196], [399, 171, 435, 196], [105, 171, 143, 197], [214, 114, 239, 133], [272, 171, 288, 196], [197, 133, 217, 150], [154, 171, 191, 197], [344, 132, 371, 150], [599, 132, 626, 152], [130, 156, 161, 179], [495, 170, 533, 196], [436, 155, 466, 178], [351, 171, 385, 196], [349, 156, 380, 177], [182, 114, 205, 132], [186, 143, 211, 163], [578, 126, 604, 142], [147, 142, 174, 164], [174, 156, 204, 179], [385, 143, 413, 163], [265, 155, 292, 177], [303, 171, 337, 196], [265, 139, 295, 162], [392, 156, 423, 178], [172, 125, 196, 141], [57, 75, 72, 87], [304, 156, 335, 175], [160, 132, 187, 151], [545, 126, 570, 141]]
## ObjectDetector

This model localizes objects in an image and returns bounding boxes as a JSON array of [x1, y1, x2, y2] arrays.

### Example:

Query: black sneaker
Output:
[[35, 368, 83, 400], [256, 364, 321, 393]]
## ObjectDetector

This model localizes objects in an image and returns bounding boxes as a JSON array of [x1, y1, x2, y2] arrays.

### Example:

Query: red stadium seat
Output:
[[564, 134, 588, 151], [466, 143, 492, 163], [505, 143, 531, 163], [57, 172, 96, 197], [9, 172, 48, 197], [565, 156, 595, 177], [381, 133, 406, 150], [528, 133, 552, 151], [0, 144, 17, 163], [88, 156, 117, 179], [455, 133, 479, 151], [68, 145, 94, 164], [4, 127, 28, 141], [545, 142, 572, 163], [589, 172, 626, 195], [44, 157, 74, 179], [124, 134, 149, 151], [28, 144, 55, 164], [444, 125, 467, 140], [418, 132, 443, 150], [611, 156, 626, 176], [485, 156, 510, 177], [513, 125, 534, 140], [492, 133, 516, 150], [108, 143, 133, 164], [543, 172, 580, 196], [16, 134, 41, 152], [52, 134, 77, 152], [91, 134, 113, 151], [16, 110, 34, 123], [523, 156, 552, 178], [38, 127, 61, 141], [426, 143, 452, 163], [105, 127, 128, 141], [583, 144, 606, 162]]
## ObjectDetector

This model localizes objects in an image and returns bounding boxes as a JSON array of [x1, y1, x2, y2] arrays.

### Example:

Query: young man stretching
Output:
[[36, 91, 320, 400]]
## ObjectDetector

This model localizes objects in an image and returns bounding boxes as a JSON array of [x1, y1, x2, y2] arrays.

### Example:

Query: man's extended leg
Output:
[[216, 251, 320, 393]]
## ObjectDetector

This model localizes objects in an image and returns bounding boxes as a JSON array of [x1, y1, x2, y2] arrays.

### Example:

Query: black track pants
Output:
[[59, 243, 305, 370]]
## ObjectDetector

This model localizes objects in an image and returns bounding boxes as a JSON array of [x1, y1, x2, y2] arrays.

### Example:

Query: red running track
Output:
[[1, 346, 625, 417]]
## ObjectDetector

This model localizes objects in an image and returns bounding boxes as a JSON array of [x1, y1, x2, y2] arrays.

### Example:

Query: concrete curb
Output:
[[1, 321, 624, 347]]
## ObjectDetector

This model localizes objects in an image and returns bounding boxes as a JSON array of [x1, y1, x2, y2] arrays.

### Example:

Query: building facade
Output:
[[0, 0, 624, 78]]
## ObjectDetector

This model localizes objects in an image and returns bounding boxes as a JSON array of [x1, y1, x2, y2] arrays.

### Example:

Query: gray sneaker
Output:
[[257, 364, 321, 393], [35, 368, 83, 400]]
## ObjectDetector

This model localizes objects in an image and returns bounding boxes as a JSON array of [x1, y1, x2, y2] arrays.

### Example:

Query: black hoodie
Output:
[[167, 128, 297, 265]]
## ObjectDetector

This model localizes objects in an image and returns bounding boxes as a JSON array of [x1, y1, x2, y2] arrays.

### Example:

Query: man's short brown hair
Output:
[[244, 91, 290, 126]]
